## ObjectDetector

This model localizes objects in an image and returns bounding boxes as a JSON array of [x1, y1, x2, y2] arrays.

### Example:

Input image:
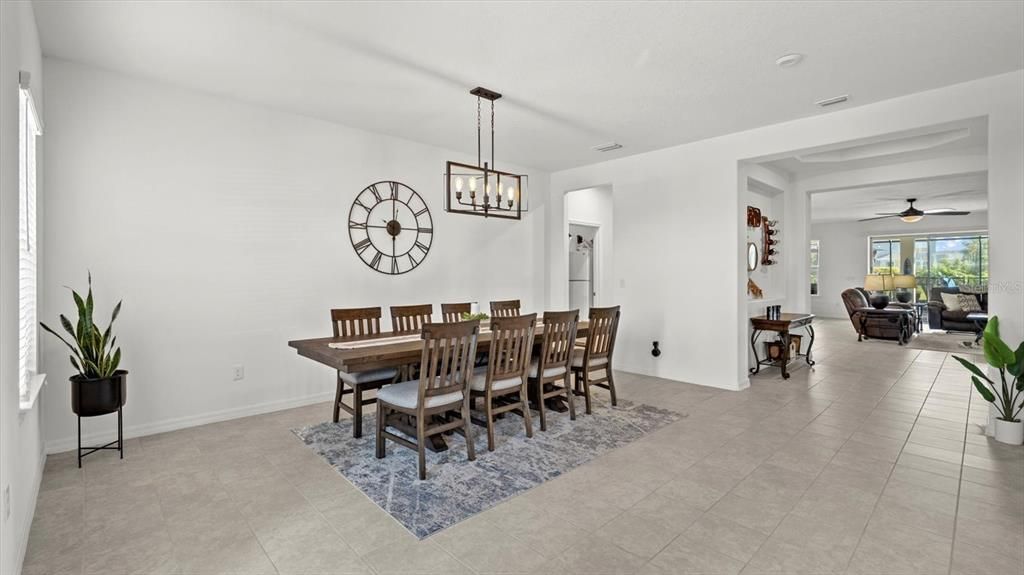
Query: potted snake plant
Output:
[[40, 273, 126, 416], [953, 316, 1023, 445]]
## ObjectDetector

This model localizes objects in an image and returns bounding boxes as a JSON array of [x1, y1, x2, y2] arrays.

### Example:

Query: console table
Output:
[[749, 313, 815, 379]]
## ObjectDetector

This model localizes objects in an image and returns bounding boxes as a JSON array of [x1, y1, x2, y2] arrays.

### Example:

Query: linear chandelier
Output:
[[445, 87, 526, 220]]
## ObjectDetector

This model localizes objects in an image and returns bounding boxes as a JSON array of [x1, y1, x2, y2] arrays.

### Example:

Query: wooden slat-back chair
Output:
[[330, 307, 399, 436], [441, 302, 472, 323], [527, 310, 579, 431], [490, 299, 521, 318], [376, 320, 479, 479], [571, 306, 620, 414], [390, 304, 434, 334], [468, 314, 537, 451]]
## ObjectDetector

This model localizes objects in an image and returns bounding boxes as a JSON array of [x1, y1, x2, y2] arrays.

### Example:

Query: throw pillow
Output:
[[940, 292, 962, 311], [958, 294, 982, 313]]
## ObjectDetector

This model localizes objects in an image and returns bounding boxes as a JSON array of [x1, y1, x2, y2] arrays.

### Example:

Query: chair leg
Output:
[[333, 377, 344, 423], [536, 380, 547, 432], [521, 385, 534, 439], [564, 374, 576, 421], [416, 412, 427, 480], [581, 371, 593, 415], [485, 393, 495, 452], [463, 397, 476, 462], [375, 402, 386, 459], [606, 368, 618, 406]]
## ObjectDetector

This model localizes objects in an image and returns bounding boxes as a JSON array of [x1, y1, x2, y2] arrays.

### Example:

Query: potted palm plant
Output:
[[953, 316, 1023, 445], [40, 273, 126, 417]]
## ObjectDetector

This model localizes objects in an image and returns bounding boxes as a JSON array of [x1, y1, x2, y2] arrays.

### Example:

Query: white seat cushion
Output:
[[571, 349, 609, 369], [528, 361, 567, 379], [338, 367, 398, 385], [377, 380, 464, 410], [469, 366, 524, 392]]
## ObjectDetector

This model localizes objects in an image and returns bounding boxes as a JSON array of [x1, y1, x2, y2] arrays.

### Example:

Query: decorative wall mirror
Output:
[[747, 242, 759, 271]]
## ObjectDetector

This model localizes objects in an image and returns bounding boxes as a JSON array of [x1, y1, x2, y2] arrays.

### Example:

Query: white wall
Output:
[[0, 2, 45, 573], [565, 186, 613, 308], [39, 58, 550, 453], [548, 71, 1023, 391], [810, 211, 989, 318]]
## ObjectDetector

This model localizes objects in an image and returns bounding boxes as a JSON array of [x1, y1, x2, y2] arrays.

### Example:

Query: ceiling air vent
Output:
[[592, 142, 623, 152], [815, 95, 849, 107]]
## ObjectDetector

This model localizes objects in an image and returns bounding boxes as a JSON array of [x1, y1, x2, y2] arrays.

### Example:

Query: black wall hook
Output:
[[651, 341, 661, 357]]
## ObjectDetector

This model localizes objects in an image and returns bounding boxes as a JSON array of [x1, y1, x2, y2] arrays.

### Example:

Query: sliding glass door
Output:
[[913, 235, 989, 299]]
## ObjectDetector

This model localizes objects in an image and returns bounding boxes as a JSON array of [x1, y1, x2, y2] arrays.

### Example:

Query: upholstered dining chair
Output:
[[469, 314, 537, 451], [441, 302, 472, 323], [527, 310, 579, 431], [570, 306, 620, 414], [330, 308, 399, 436], [490, 299, 521, 318], [376, 320, 479, 480], [391, 304, 434, 334]]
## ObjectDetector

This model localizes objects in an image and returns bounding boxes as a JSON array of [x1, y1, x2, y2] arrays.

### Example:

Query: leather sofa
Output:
[[841, 288, 913, 344], [928, 287, 987, 332]]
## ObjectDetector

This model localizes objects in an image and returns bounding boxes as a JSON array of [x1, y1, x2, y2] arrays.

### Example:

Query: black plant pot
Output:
[[895, 290, 913, 303], [71, 370, 128, 417], [869, 293, 890, 310]]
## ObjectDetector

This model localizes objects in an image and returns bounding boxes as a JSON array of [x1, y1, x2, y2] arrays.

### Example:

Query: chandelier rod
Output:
[[491, 99, 495, 169], [476, 96, 482, 168]]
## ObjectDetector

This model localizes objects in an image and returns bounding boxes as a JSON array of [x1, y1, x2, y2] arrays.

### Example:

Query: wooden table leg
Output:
[[779, 330, 791, 379], [352, 386, 363, 438]]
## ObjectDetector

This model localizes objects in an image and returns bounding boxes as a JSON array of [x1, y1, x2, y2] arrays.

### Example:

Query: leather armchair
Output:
[[842, 288, 912, 343]]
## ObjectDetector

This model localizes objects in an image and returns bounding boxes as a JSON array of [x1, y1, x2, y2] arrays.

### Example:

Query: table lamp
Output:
[[864, 274, 893, 309], [893, 274, 917, 303]]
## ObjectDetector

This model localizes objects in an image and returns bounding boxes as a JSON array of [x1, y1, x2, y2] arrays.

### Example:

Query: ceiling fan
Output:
[[859, 198, 970, 223]]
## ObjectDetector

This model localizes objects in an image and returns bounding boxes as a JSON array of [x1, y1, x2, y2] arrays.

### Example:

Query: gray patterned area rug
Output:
[[294, 398, 683, 538]]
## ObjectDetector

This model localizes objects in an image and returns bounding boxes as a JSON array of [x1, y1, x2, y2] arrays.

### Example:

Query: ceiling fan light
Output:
[[900, 214, 924, 223]]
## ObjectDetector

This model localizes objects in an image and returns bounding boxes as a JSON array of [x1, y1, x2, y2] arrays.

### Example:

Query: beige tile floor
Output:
[[24, 319, 1024, 574]]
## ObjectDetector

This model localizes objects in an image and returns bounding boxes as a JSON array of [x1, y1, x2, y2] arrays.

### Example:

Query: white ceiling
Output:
[[810, 174, 988, 223], [33, 1, 1024, 172], [766, 118, 988, 177]]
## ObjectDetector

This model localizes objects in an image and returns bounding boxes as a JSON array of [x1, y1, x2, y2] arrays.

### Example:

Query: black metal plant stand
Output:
[[77, 384, 123, 468]]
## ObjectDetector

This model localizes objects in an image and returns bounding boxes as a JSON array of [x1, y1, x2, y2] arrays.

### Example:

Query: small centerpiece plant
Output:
[[460, 312, 490, 322], [953, 316, 1024, 445]]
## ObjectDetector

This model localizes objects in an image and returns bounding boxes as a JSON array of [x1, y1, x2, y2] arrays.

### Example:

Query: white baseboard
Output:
[[16, 441, 47, 575], [45, 391, 333, 454]]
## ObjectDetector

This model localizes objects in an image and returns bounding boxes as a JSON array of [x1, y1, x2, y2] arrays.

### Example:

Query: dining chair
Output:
[[571, 306, 620, 414], [391, 304, 434, 334], [330, 308, 399, 437], [441, 302, 472, 323], [469, 313, 537, 451], [376, 320, 479, 480], [527, 310, 579, 431], [490, 299, 521, 318]]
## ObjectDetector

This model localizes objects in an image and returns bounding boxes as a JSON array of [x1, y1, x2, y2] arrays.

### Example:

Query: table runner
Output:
[[328, 328, 494, 350]]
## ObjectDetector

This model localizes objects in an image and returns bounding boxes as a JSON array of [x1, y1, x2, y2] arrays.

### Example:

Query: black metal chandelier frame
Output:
[[445, 87, 526, 220]]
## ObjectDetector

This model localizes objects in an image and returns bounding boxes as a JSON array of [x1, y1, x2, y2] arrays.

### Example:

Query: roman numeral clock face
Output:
[[348, 181, 433, 275]]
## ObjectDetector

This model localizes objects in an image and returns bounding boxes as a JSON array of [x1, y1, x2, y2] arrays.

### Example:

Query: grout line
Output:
[[945, 365, 974, 575]]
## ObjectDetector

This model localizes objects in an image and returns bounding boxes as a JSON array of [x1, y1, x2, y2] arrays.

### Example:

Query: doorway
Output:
[[568, 223, 599, 318]]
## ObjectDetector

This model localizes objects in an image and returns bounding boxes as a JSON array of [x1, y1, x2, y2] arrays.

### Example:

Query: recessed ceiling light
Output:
[[775, 53, 804, 68], [592, 142, 622, 152]]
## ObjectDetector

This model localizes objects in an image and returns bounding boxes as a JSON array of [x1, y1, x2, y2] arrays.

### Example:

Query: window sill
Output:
[[19, 373, 47, 413]]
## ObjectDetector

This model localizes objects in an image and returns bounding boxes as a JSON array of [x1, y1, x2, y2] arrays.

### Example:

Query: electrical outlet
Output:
[[233, 365, 245, 381], [4, 485, 10, 521]]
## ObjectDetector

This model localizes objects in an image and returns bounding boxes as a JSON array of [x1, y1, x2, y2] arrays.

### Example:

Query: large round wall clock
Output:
[[348, 181, 433, 275]]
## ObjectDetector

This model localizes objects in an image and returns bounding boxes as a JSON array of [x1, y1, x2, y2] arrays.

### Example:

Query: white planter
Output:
[[994, 418, 1024, 445]]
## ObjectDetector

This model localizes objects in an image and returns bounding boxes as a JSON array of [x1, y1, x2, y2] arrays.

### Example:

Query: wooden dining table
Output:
[[288, 320, 590, 450]]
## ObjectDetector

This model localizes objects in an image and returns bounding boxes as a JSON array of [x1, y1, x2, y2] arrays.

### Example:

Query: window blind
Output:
[[19, 83, 41, 400]]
